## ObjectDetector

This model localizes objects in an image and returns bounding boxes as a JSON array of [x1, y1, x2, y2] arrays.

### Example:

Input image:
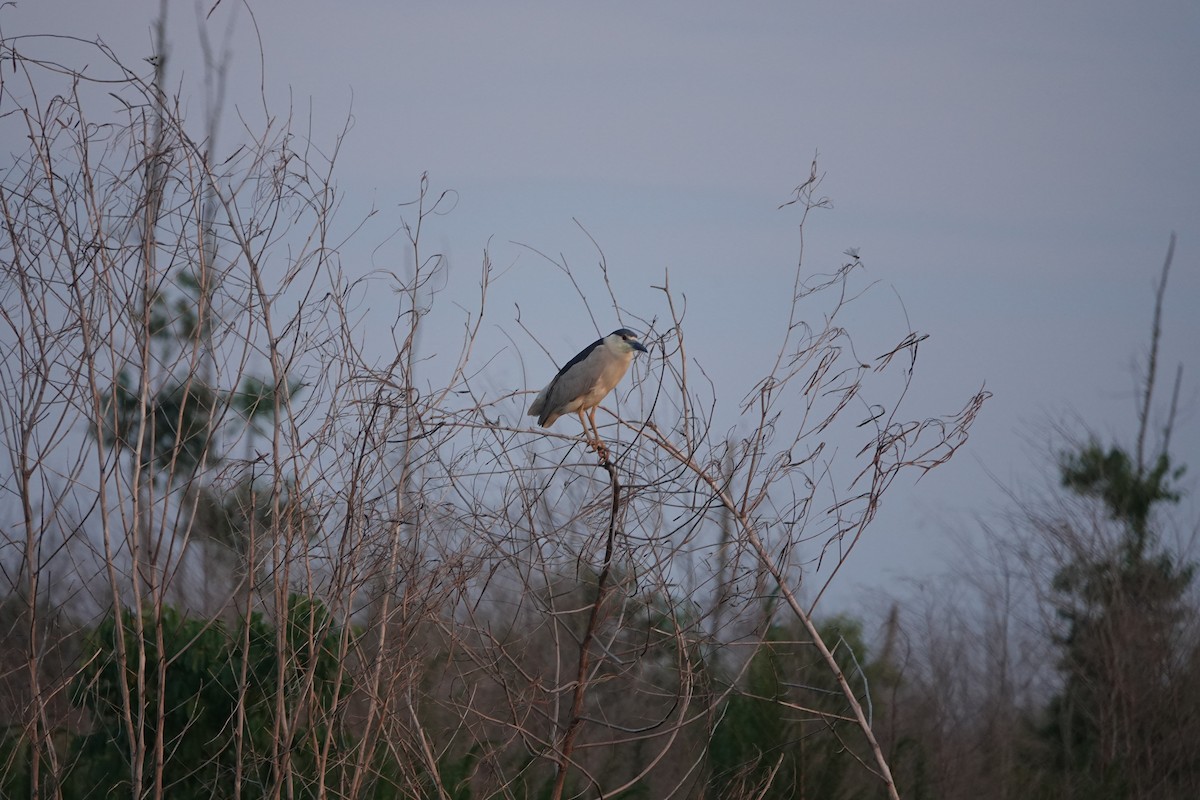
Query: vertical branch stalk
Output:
[[551, 456, 622, 800]]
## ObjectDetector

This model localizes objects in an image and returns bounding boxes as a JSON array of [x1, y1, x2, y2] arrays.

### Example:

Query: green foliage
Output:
[[233, 374, 306, 430], [708, 631, 790, 795], [707, 616, 880, 799], [91, 269, 304, 488], [435, 743, 483, 800], [94, 368, 218, 481], [1060, 442, 1184, 542], [0, 731, 31, 798], [66, 596, 352, 799]]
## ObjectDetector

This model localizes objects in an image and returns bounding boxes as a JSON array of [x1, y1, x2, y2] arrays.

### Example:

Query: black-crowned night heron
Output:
[[528, 328, 649, 455]]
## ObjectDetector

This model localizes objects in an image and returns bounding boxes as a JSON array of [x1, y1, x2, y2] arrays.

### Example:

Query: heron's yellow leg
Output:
[[576, 409, 594, 450], [587, 407, 608, 457]]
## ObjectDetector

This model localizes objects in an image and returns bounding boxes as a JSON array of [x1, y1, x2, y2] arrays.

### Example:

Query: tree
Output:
[[1039, 237, 1197, 799]]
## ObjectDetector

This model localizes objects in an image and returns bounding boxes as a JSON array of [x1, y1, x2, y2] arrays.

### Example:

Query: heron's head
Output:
[[606, 328, 649, 355]]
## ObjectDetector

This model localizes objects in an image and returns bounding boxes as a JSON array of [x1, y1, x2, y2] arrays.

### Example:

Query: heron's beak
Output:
[[632, 340, 649, 353]]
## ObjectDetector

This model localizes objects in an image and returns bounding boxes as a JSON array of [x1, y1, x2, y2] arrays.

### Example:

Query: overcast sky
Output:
[[5, 1, 1199, 612]]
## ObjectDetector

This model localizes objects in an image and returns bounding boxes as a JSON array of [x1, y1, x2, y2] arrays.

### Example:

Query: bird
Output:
[[528, 328, 649, 456]]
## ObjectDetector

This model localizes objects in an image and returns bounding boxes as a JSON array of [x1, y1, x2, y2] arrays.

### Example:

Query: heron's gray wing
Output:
[[529, 336, 605, 426]]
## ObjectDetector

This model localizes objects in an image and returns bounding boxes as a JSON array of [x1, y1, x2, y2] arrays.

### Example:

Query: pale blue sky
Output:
[[5, 1, 1199, 611]]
